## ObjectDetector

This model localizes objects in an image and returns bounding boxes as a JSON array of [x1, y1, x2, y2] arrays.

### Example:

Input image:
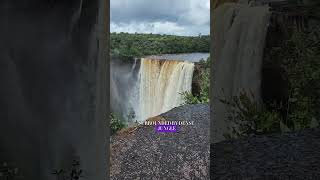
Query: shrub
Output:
[[220, 91, 283, 139], [181, 91, 202, 105], [271, 27, 320, 131], [110, 113, 126, 135], [181, 57, 210, 105], [222, 27, 320, 139]]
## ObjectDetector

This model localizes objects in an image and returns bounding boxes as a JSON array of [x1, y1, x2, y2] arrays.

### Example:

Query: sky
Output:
[[110, 0, 210, 36]]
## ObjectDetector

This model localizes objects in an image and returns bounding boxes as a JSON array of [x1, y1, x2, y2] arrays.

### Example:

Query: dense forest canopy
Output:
[[110, 32, 210, 58]]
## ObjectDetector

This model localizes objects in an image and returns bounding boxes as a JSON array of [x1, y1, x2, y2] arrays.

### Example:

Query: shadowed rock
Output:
[[211, 128, 320, 179]]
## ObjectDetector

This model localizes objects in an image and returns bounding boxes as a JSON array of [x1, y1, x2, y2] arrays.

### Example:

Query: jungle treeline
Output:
[[110, 32, 210, 58]]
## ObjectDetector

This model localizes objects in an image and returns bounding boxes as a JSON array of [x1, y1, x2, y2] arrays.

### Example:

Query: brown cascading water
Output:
[[137, 58, 195, 121], [211, 3, 271, 143]]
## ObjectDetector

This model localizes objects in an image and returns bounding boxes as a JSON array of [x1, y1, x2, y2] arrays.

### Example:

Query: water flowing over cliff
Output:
[[110, 58, 140, 120], [136, 58, 195, 122], [110, 53, 205, 123], [211, 3, 271, 143]]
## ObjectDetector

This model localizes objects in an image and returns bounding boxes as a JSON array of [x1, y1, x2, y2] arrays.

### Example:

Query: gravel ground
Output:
[[111, 104, 320, 180], [111, 104, 210, 180], [211, 128, 320, 180]]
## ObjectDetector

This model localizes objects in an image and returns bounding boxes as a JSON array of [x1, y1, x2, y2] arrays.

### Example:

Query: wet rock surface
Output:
[[192, 63, 205, 97], [111, 104, 210, 180], [211, 128, 320, 179]]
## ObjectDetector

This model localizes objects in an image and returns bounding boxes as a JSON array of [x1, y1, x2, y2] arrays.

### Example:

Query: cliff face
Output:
[[0, 1, 107, 179], [192, 62, 205, 96], [212, 0, 239, 9]]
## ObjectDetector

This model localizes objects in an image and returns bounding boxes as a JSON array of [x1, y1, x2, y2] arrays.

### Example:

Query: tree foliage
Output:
[[111, 32, 210, 58], [220, 91, 283, 139], [222, 26, 320, 139], [272, 27, 320, 131], [182, 57, 210, 105]]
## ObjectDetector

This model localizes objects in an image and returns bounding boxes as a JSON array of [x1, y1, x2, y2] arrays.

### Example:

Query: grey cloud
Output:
[[111, 0, 210, 36], [111, 0, 189, 24]]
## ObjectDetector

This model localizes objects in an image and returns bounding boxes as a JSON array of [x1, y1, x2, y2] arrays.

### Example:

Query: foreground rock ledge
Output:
[[111, 104, 210, 180], [211, 128, 320, 179]]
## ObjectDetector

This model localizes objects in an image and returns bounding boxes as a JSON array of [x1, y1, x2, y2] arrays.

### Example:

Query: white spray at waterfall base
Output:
[[135, 58, 195, 122]]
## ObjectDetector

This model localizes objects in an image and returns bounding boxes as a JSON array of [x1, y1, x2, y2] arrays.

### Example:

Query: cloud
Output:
[[111, 21, 185, 35], [110, 0, 210, 36]]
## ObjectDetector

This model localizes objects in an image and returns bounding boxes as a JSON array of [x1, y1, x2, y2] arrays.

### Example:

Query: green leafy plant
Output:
[[181, 91, 202, 105], [181, 58, 210, 105], [271, 27, 320, 131], [199, 69, 210, 103], [222, 27, 320, 139], [110, 113, 126, 135], [221, 91, 283, 139]]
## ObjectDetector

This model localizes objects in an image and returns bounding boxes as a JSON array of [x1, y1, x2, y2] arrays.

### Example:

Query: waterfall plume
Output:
[[212, 3, 271, 143], [110, 54, 206, 124], [136, 58, 195, 122]]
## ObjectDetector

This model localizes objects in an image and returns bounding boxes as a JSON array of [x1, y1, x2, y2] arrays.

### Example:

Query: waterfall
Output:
[[211, 3, 271, 143], [110, 56, 195, 124], [110, 58, 139, 121], [136, 58, 195, 122], [131, 58, 138, 73]]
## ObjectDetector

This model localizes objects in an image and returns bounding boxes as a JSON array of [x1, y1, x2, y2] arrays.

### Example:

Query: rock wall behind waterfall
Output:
[[211, 3, 271, 143], [138, 58, 194, 122]]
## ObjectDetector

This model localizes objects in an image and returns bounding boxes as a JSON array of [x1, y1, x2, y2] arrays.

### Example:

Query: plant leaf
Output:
[[280, 121, 291, 133]]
